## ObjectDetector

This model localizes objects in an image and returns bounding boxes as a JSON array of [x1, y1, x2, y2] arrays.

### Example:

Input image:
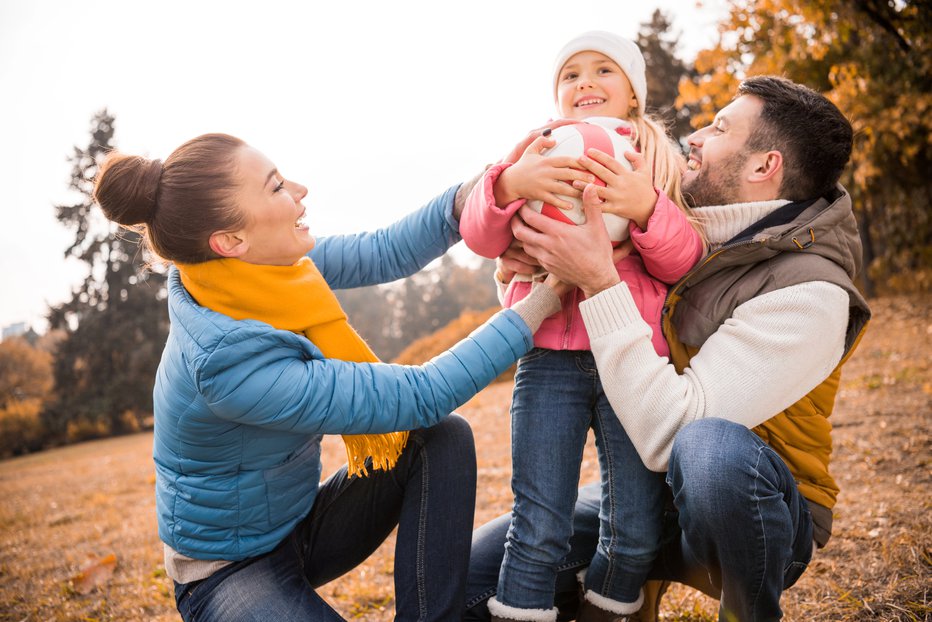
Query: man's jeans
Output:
[[467, 418, 814, 621], [174, 415, 477, 622], [498, 349, 666, 609]]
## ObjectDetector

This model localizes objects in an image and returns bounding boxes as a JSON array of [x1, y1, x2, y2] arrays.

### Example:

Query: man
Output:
[[465, 76, 871, 621]]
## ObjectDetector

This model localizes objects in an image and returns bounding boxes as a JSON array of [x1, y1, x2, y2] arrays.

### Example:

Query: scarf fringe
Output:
[[343, 431, 410, 477]]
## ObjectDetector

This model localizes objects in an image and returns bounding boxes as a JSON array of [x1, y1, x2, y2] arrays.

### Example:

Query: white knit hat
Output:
[[552, 30, 647, 111]]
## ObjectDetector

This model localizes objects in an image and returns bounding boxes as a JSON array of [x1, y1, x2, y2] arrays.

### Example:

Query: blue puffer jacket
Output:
[[153, 185, 533, 560]]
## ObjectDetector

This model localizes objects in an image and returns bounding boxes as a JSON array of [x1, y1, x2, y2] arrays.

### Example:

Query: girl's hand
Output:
[[574, 149, 658, 231], [495, 136, 595, 209]]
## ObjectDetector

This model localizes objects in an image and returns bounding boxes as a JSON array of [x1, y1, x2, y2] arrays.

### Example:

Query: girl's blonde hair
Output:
[[627, 109, 705, 242], [628, 110, 686, 210]]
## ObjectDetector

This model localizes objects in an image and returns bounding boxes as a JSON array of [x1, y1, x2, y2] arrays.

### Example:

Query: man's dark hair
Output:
[[737, 76, 853, 200]]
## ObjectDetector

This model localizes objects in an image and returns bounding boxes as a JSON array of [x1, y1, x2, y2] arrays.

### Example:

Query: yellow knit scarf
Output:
[[176, 257, 408, 477]]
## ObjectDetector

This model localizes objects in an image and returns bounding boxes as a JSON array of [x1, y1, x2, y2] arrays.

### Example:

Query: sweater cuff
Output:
[[579, 282, 645, 340], [510, 283, 562, 333]]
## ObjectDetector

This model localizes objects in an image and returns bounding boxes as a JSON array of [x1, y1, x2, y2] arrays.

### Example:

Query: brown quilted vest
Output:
[[662, 187, 871, 546]]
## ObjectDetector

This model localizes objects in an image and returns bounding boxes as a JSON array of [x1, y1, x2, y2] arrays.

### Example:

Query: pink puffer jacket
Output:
[[460, 163, 704, 355]]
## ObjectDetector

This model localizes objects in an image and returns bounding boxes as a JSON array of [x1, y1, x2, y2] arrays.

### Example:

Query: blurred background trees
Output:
[[0, 336, 55, 457], [43, 110, 170, 444], [637, 9, 698, 142], [676, 0, 931, 295], [2, 2, 927, 455], [335, 254, 501, 362]]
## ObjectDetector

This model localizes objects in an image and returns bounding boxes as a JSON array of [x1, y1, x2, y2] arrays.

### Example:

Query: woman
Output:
[[93, 133, 561, 621]]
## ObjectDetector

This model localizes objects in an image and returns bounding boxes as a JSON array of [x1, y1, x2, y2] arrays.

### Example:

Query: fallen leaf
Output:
[[69, 553, 117, 595]]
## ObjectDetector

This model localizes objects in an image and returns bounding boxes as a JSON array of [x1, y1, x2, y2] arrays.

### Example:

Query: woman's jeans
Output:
[[174, 415, 477, 622], [497, 349, 666, 610], [467, 418, 814, 622]]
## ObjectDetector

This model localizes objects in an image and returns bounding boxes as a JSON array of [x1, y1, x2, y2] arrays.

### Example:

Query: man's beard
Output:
[[682, 151, 747, 208]]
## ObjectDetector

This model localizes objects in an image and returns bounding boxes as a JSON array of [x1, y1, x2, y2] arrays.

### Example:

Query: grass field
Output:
[[0, 294, 929, 621]]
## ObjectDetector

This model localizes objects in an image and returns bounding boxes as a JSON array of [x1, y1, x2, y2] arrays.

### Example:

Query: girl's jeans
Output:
[[466, 418, 815, 622], [497, 349, 667, 610], [173, 415, 477, 622]]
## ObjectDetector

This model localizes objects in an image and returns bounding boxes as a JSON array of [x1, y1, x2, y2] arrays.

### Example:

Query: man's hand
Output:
[[511, 193, 627, 299], [574, 148, 660, 231]]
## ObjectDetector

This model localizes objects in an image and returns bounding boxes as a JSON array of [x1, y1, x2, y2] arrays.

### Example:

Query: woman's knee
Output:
[[436, 412, 474, 445], [417, 413, 476, 466]]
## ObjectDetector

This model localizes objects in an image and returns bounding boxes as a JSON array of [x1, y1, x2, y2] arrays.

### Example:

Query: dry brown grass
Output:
[[0, 294, 929, 621]]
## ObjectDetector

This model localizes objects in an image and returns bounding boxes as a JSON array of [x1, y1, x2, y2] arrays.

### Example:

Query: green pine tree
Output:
[[44, 110, 169, 441]]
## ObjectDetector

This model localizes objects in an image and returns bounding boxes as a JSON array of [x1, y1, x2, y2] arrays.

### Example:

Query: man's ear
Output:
[[209, 230, 249, 258], [748, 150, 783, 184]]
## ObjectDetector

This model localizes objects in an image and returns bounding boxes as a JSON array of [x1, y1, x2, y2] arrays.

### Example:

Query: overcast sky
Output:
[[0, 0, 728, 333]]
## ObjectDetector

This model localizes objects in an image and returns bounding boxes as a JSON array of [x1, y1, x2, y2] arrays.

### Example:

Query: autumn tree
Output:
[[637, 9, 697, 142], [676, 0, 931, 294], [45, 110, 169, 441], [0, 338, 53, 408], [0, 337, 54, 456]]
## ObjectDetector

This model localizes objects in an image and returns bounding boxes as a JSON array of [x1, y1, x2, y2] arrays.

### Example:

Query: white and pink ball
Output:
[[527, 116, 635, 243]]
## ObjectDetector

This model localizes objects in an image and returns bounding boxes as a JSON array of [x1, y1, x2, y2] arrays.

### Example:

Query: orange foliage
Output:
[[69, 552, 118, 595], [0, 337, 53, 407], [676, 0, 931, 292], [0, 338, 55, 457], [0, 398, 46, 457]]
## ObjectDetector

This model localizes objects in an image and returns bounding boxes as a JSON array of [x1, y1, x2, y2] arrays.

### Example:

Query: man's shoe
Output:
[[576, 597, 643, 622], [637, 580, 670, 622]]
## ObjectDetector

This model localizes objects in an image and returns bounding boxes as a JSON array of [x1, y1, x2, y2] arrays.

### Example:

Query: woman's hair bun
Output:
[[93, 152, 163, 227]]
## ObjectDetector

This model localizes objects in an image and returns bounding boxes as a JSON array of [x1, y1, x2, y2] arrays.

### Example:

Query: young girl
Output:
[[93, 133, 562, 621], [460, 31, 705, 621]]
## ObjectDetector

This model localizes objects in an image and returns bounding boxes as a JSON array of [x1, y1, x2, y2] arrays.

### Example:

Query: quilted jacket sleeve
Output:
[[459, 163, 526, 259], [309, 184, 462, 289], [195, 309, 532, 434]]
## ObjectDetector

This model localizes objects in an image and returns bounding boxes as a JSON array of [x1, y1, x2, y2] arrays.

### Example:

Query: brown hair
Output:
[[93, 133, 246, 264], [737, 76, 852, 200]]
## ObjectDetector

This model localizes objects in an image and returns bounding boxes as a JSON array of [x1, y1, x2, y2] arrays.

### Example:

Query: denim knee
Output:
[[416, 413, 475, 454], [436, 413, 474, 444], [667, 419, 760, 513]]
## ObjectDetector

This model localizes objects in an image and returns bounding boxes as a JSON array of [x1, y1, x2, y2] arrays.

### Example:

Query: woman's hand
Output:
[[542, 273, 573, 298], [574, 148, 658, 231], [499, 119, 577, 165]]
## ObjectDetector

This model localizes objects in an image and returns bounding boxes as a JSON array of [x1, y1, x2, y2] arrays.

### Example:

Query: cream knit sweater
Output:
[[579, 200, 850, 472]]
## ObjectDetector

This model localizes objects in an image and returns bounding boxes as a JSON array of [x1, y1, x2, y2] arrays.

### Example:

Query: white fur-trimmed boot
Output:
[[575, 569, 648, 622], [488, 596, 559, 622]]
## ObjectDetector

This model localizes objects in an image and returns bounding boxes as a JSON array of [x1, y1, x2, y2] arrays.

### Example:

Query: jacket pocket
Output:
[[262, 439, 322, 531]]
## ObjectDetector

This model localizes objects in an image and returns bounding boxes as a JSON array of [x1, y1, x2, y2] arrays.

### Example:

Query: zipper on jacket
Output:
[[563, 288, 578, 349], [664, 238, 763, 308], [667, 195, 830, 307]]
